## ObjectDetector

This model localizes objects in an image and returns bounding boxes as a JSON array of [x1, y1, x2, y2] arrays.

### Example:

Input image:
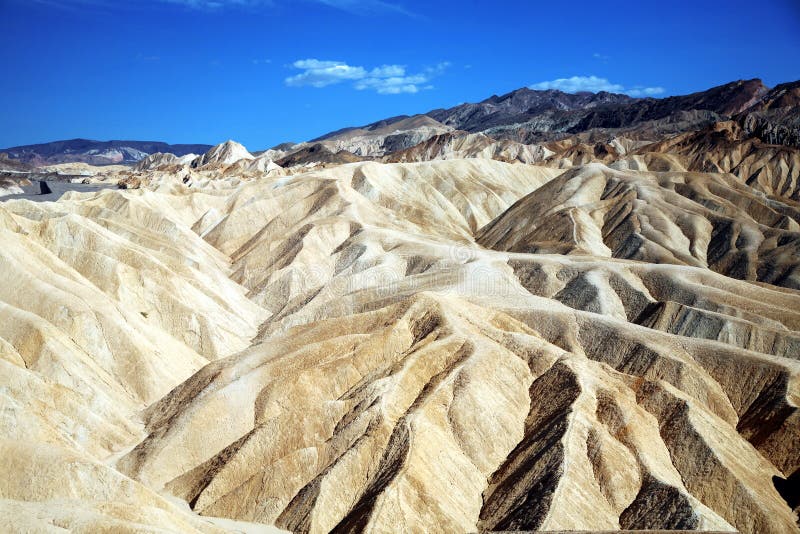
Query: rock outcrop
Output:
[[739, 80, 800, 147]]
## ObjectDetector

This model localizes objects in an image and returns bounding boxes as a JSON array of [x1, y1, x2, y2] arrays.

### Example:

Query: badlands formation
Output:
[[2, 81, 800, 533]]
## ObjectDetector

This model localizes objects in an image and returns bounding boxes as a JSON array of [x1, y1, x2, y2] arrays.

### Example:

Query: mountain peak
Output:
[[192, 140, 254, 167]]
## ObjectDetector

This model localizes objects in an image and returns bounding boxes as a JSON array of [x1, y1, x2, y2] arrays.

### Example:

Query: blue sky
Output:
[[1, 0, 798, 150]]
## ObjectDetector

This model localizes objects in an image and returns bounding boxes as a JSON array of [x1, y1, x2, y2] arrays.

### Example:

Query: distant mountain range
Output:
[[2, 78, 798, 168], [315, 78, 798, 150], [0, 139, 213, 166]]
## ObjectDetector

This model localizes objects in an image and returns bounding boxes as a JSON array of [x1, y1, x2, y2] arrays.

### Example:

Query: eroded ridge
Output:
[[0, 158, 798, 532]]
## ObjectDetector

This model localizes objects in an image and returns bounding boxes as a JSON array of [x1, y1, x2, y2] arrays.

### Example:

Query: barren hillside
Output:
[[1, 148, 798, 532]]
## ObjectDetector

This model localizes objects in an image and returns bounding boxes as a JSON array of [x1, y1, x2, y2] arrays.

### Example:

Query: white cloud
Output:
[[286, 59, 448, 94], [626, 86, 666, 97], [530, 75, 664, 97], [285, 60, 367, 88], [530, 75, 624, 93], [356, 75, 426, 94], [369, 65, 406, 78]]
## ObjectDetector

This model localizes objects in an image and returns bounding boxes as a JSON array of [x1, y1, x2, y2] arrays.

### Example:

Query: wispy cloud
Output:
[[27, 0, 274, 9], [626, 85, 667, 97], [29, 0, 411, 12], [286, 59, 449, 94], [308, 0, 414, 16], [28, 0, 118, 9], [530, 75, 665, 97], [161, 0, 274, 9]]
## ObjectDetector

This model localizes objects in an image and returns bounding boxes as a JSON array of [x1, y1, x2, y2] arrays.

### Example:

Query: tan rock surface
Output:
[[477, 163, 800, 289], [0, 156, 798, 532], [636, 121, 800, 201], [384, 132, 554, 164]]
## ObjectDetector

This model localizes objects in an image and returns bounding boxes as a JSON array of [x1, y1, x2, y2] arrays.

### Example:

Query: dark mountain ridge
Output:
[[737, 80, 800, 146], [427, 88, 635, 132], [564, 78, 768, 132], [312, 78, 790, 147]]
